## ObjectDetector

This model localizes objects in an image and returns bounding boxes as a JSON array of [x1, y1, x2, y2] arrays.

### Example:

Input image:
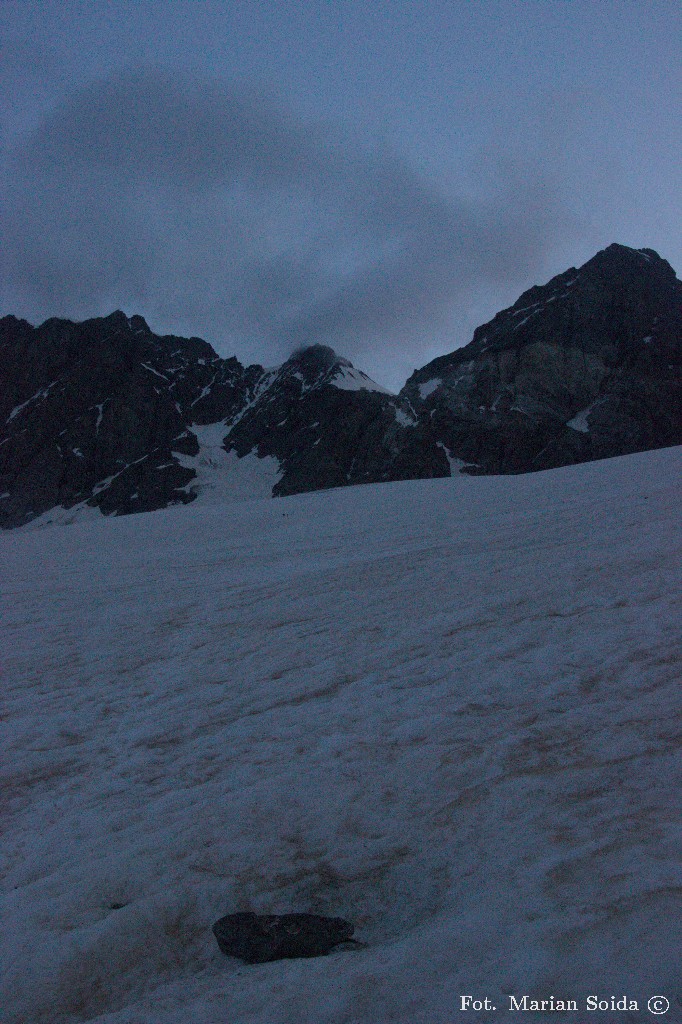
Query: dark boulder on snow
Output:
[[212, 911, 358, 964]]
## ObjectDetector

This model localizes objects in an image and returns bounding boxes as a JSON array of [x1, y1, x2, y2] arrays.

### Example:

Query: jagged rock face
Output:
[[0, 313, 445, 526], [402, 244, 682, 473], [1, 243, 680, 527], [0, 311, 262, 527]]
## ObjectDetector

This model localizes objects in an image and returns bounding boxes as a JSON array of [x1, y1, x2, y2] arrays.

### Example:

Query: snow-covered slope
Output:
[[2, 447, 681, 1023]]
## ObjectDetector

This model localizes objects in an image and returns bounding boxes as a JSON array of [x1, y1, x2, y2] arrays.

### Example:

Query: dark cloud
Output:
[[4, 66, 577, 387], [15, 69, 316, 188]]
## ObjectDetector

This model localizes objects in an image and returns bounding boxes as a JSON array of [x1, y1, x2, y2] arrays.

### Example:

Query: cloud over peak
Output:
[[5, 66, 574, 385]]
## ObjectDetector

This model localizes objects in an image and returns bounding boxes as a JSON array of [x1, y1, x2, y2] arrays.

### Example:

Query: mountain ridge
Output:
[[1, 243, 680, 527]]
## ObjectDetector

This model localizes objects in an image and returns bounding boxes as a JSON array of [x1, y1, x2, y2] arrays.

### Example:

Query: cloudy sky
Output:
[[2, 1, 680, 390]]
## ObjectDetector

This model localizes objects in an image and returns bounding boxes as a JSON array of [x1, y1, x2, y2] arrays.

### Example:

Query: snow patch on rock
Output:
[[567, 405, 595, 432], [175, 423, 281, 503], [331, 365, 394, 394], [418, 378, 442, 400]]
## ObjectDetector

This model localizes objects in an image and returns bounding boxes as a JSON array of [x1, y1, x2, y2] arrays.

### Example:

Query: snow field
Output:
[[2, 447, 681, 1023]]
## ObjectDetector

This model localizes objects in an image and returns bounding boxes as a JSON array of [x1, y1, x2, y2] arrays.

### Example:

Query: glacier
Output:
[[2, 446, 681, 1023]]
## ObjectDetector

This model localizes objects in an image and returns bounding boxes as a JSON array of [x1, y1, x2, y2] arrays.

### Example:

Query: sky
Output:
[[2, 1, 681, 391]]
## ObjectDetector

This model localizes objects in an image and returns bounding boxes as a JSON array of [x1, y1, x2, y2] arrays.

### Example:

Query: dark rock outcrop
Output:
[[224, 344, 447, 497], [0, 315, 444, 527], [402, 244, 682, 473], [0, 311, 264, 527], [212, 911, 358, 963]]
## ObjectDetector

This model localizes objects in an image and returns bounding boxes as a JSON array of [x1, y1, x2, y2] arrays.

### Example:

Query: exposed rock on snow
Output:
[[212, 912, 358, 963]]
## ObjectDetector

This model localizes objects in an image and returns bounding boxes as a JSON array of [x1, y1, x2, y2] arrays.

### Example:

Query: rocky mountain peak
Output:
[[275, 343, 393, 397], [579, 242, 678, 285], [401, 242, 681, 474], [287, 343, 348, 369], [93, 310, 153, 335], [282, 344, 352, 387], [128, 313, 151, 334]]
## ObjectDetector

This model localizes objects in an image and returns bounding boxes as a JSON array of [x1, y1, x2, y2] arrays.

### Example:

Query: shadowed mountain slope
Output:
[[402, 244, 682, 473]]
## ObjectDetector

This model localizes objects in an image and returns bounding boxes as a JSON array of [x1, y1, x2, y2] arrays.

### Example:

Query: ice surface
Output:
[[567, 407, 591, 432], [2, 447, 681, 1023], [190, 375, 218, 407], [513, 309, 540, 330], [227, 369, 279, 427], [435, 441, 462, 473]]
